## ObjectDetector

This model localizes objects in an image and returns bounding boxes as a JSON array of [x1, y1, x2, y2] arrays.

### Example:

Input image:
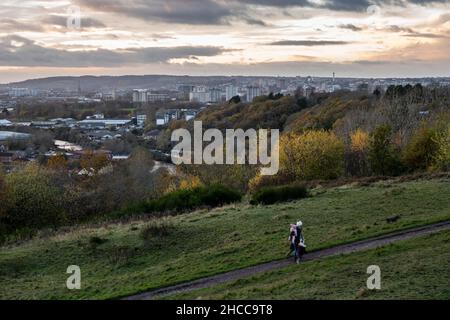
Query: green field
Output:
[[167, 230, 450, 300], [0, 178, 449, 299]]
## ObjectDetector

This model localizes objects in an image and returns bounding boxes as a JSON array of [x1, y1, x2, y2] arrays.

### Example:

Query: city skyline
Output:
[[1, 0, 450, 83]]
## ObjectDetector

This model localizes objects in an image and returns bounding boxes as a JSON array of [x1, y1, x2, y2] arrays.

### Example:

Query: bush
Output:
[[248, 172, 293, 194], [280, 130, 345, 181], [122, 185, 242, 216], [251, 184, 308, 205]]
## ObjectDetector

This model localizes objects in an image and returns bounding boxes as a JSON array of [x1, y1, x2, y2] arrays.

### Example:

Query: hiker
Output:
[[287, 221, 306, 264], [287, 224, 297, 257]]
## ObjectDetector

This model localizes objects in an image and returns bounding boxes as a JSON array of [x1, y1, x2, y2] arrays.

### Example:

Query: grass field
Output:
[[167, 230, 450, 300], [0, 177, 449, 299]]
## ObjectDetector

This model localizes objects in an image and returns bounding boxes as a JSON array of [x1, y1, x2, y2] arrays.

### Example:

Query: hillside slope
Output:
[[0, 177, 449, 299], [167, 230, 450, 300]]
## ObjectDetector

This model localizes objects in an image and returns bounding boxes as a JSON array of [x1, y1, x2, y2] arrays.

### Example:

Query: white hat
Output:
[[297, 221, 303, 228]]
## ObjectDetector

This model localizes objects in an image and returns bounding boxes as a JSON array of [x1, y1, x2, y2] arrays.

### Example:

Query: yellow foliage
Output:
[[47, 154, 68, 170], [80, 150, 110, 171], [280, 130, 345, 180], [350, 129, 369, 152], [179, 175, 203, 190]]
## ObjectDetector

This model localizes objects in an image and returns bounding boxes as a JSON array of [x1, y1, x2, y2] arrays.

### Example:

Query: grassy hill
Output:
[[0, 177, 449, 299], [167, 230, 450, 300]]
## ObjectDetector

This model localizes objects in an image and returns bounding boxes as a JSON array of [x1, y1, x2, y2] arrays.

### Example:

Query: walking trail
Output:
[[124, 220, 450, 300]]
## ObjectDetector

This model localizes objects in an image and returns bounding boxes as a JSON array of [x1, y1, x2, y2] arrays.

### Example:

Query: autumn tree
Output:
[[1, 163, 66, 230], [280, 130, 345, 181], [402, 126, 439, 171], [47, 154, 68, 171], [346, 129, 370, 176], [80, 150, 110, 171], [433, 124, 450, 171]]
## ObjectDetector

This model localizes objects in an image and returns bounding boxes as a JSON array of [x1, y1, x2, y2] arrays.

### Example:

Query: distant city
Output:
[[2, 74, 450, 108], [1, 74, 449, 170]]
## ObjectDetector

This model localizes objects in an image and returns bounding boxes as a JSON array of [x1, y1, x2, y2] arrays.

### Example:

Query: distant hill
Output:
[[1, 75, 265, 91]]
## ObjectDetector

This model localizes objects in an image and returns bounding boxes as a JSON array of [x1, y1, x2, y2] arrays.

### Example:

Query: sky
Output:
[[1, 0, 450, 83]]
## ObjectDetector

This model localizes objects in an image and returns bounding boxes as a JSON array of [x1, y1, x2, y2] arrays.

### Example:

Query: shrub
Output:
[[251, 184, 308, 205], [280, 130, 345, 180], [248, 172, 293, 194], [88, 236, 108, 250], [122, 185, 242, 216]]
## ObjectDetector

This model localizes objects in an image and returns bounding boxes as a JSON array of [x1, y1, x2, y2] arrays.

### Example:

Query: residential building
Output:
[[209, 88, 222, 103], [132, 89, 148, 103], [246, 86, 261, 102], [102, 90, 116, 101], [147, 93, 170, 103], [225, 85, 238, 101], [189, 86, 211, 103], [9, 88, 37, 97]]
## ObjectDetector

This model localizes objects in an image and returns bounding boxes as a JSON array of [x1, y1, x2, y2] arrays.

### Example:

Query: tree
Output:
[[346, 129, 370, 176], [1, 163, 66, 230], [368, 125, 403, 176], [47, 154, 68, 171], [280, 130, 345, 181], [80, 150, 110, 171], [351, 129, 370, 153], [433, 124, 450, 171], [229, 95, 241, 104], [402, 126, 439, 171]]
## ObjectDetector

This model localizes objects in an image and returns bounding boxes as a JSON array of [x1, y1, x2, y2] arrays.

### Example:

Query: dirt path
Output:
[[124, 221, 450, 300]]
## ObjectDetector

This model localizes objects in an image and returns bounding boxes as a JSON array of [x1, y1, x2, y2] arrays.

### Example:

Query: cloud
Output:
[[402, 32, 447, 38], [383, 25, 447, 38], [269, 40, 352, 46], [74, 0, 234, 25], [243, 18, 268, 26], [0, 35, 228, 67], [0, 19, 44, 32], [42, 15, 106, 29], [338, 24, 364, 31]]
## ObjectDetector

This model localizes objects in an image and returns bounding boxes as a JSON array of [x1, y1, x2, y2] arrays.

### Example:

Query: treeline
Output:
[[3, 101, 134, 121]]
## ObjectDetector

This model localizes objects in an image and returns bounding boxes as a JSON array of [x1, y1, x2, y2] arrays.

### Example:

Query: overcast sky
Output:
[[1, 0, 450, 83]]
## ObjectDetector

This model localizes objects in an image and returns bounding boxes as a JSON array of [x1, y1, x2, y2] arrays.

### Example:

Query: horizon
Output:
[[3, 73, 450, 86]]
